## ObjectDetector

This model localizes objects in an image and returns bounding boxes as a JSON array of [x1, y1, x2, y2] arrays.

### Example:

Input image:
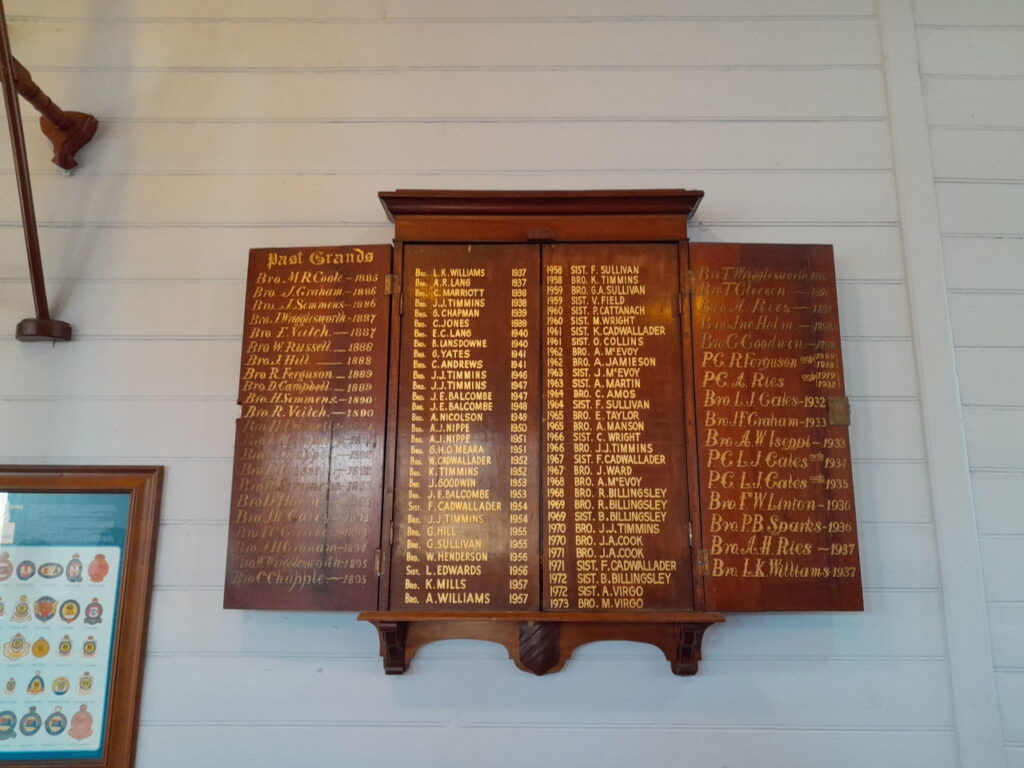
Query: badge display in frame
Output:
[[0, 466, 161, 767]]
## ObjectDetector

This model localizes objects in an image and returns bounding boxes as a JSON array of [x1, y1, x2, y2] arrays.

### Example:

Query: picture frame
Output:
[[0, 466, 162, 767]]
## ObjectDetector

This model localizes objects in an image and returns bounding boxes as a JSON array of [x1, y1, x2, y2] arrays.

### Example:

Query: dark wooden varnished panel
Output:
[[358, 611, 723, 675], [390, 244, 542, 611], [390, 214, 692, 245], [379, 188, 703, 244], [219, 192, 869, 670], [379, 188, 704, 219], [690, 243, 863, 611], [542, 243, 693, 611], [224, 245, 391, 610]]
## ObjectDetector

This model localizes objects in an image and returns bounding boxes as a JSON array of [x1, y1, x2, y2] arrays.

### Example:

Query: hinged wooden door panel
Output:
[[224, 244, 392, 610], [542, 243, 694, 611], [689, 243, 863, 612], [389, 243, 542, 611]]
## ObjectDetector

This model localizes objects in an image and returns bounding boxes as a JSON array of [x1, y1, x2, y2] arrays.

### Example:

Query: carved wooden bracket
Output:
[[358, 611, 724, 676], [10, 56, 97, 171]]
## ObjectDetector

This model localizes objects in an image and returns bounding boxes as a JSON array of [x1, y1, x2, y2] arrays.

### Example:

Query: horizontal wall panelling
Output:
[[13, 19, 885, 69], [0, 1, 973, 766], [7, 0, 879, 21], [0, 171, 899, 225], [2, 119, 895, 174], [9, 69, 889, 121]]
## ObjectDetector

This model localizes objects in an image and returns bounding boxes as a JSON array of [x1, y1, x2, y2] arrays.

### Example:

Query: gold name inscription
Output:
[[695, 261, 857, 584], [228, 250, 384, 599]]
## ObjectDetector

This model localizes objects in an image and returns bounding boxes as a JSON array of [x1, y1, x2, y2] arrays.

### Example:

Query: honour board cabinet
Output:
[[224, 189, 863, 675]]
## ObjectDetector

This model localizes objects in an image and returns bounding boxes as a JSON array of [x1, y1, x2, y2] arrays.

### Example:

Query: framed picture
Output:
[[0, 466, 162, 767]]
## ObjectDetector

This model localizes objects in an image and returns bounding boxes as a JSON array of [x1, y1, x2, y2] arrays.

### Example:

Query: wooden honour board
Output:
[[224, 240, 862, 613], [224, 245, 391, 610], [690, 243, 862, 611]]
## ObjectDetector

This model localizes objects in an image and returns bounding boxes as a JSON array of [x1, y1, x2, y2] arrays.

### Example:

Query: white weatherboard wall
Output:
[[914, 1, 1024, 766], [0, 1, 1014, 766]]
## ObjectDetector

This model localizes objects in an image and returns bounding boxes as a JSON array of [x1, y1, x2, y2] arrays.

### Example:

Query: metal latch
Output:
[[827, 396, 851, 426], [696, 548, 710, 577]]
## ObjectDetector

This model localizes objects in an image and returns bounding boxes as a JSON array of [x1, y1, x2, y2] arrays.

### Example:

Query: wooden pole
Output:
[[0, 0, 72, 341]]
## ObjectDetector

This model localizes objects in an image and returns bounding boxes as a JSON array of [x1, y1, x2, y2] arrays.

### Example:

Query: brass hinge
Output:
[[397, 291, 403, 315], [389, 520, 395, 546], [688, 520, 693, 547], [373, 549, 383, 577], [827, 395, 851, 426], [383, 273, 398, 295], [696, 548, 710, 577]]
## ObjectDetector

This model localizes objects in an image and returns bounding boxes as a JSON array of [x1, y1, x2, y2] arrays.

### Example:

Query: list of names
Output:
[[391, 245, 540, 611], [544, 245, 691, 611], [692, 246, 861, 610], [226, 240, 863, 615], [225, 246, 389, 610]]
